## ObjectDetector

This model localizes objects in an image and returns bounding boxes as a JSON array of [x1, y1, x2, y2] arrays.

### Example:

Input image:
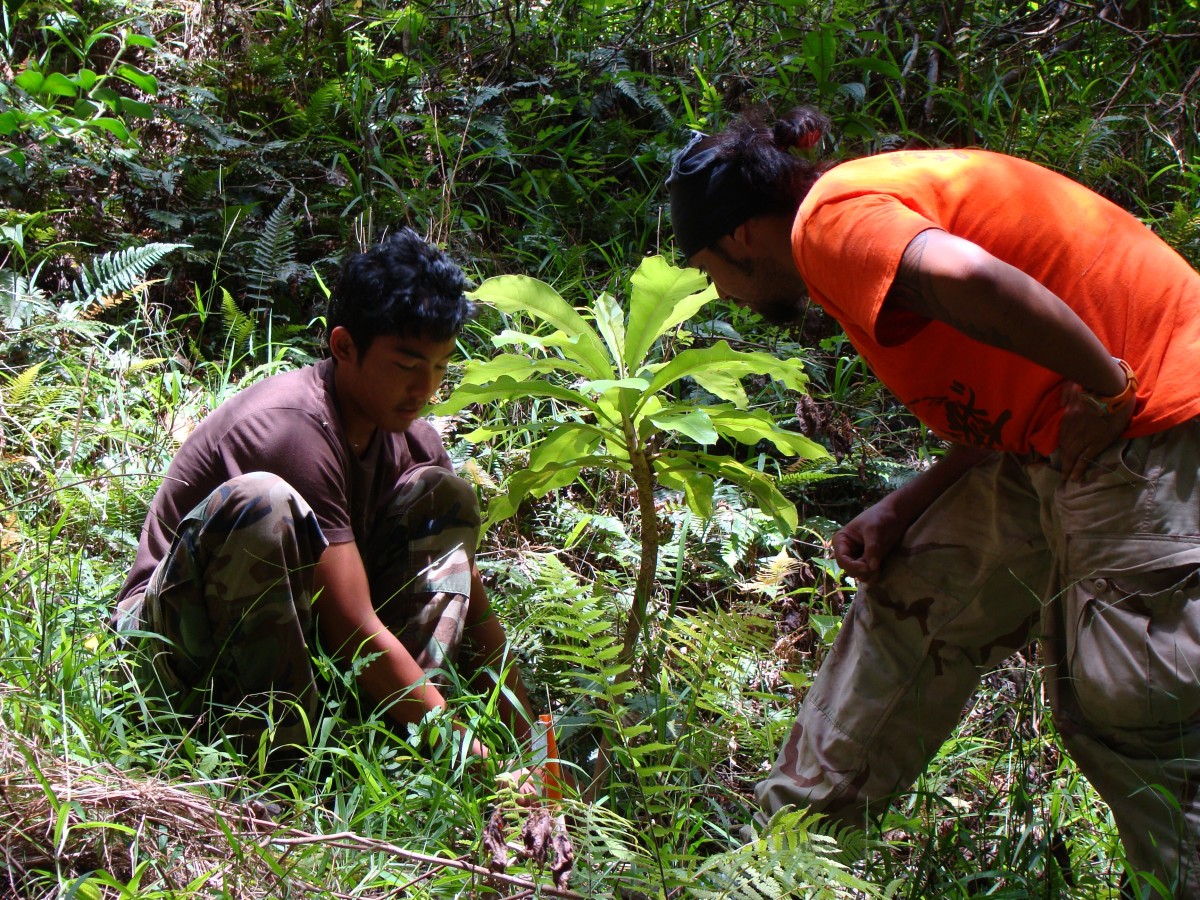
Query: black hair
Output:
[[326, 228, 475, 354], [668, 107, 833, 258]]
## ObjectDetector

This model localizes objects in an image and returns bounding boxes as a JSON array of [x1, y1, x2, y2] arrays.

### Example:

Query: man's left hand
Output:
[[1058, 383, 1135, 482]]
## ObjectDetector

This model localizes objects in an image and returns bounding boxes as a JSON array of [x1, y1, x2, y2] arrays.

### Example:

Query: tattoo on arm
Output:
[[886, 231, 1016, 352]]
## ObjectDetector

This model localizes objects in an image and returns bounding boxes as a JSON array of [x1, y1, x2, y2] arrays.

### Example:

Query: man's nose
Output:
[[411, 369, 438, 397]]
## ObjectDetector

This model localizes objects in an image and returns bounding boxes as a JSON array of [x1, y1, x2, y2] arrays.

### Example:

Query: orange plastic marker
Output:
[[539, 713, 562, 801]]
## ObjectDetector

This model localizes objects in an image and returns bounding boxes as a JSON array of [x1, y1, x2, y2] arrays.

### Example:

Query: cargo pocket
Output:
[[1065, 536, 1200, 731]]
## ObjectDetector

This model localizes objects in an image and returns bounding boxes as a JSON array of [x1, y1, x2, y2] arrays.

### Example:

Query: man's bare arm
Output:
[[313, 541, 485, 752], [886, 228, 1135, 479], [834, 444, 993, 580], [887, 229, 1125, 395]]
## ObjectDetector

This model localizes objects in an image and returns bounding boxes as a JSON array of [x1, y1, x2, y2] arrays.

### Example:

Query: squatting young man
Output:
[[114, 229, 535, 782]]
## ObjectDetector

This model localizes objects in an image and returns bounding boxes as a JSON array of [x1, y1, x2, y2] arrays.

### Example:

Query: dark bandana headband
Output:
[[667, 131, 778, 259]]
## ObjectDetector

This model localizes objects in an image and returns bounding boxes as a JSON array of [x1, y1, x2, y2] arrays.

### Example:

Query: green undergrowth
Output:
[[4, 0, 1197, 894], [0, 266, 1148, 898]]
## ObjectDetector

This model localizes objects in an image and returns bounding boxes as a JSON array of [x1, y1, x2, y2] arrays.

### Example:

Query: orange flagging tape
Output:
[[539, 713, 562, 801]]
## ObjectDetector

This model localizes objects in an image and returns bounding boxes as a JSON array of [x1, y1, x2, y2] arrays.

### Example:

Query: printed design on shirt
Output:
[[909, 380, 1012, 448], [886, 150, 970, 167]]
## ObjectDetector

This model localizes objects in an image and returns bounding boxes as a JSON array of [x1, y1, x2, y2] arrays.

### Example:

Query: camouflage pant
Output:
[[114, 466, 480, 754], [757, 419, 1200, 898]]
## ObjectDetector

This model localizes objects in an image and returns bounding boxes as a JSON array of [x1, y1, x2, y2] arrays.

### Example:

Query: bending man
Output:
[[668, 107, 1200, 896]]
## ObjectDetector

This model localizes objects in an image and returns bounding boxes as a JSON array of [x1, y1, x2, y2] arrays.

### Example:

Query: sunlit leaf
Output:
[[529, 424, 604, 472], [430, 376, 602, 418], [708, 408, 828, 458], [624, 256, 715, 370], [648, 408, 718, 445], [644, 341, 809, 407], [471, 275, 613, 379], [593, 291, 626, 373]]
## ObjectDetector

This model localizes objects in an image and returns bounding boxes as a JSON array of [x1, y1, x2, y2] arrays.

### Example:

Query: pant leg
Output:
[[1035, 421, 1200, 898], [359, 464, 481, 677], [756, 452, 1051, 825], [119, 472, 327, 752]]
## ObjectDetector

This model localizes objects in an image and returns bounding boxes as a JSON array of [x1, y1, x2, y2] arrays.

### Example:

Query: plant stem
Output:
[[585, 418, 660, 803]]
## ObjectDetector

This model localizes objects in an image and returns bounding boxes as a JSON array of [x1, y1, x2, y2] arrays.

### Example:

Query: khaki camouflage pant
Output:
[[114, 466, 480, 755], [757, 419, 1200, 898]]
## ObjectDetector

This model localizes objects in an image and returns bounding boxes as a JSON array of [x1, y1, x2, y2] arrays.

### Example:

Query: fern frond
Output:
[[220, 288, 256, 347], [305, 79, 345, 130], [738, 553, 806, 597], [1, 270, 54, 329], [70, 243, 187, 309], [1074, 116, 1122, 181], [245, 189, 296, 310], [460, 458, 498, 490], [686, 809, 883, 899], [2, 361, 47, 405]]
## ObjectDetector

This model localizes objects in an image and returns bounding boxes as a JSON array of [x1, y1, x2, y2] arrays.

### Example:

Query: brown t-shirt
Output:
[[116, 358, 452, 604]]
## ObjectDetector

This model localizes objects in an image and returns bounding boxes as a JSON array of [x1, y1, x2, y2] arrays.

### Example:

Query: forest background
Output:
[[2, 0, 1199, 896]]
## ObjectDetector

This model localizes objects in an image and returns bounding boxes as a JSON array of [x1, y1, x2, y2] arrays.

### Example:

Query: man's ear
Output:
[[329, 325, 357, 364], [729, 222, 752, 248]]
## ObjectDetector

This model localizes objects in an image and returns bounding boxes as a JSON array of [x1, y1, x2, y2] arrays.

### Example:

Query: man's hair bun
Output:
[[773, 107, 831, 151]]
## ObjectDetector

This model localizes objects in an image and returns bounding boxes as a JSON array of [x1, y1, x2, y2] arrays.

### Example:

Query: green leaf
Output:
[[14, 70, 45, 93], [841, 56, 903, 79], [803, 25, 838, 83], [624, 256, 715, 370], [676, 467, 715, 519], [459, 352, 588, 386], [580, 376, 650, 394], [41, 72, 79, 97], [708, 408, 828, 458], [432, 376, 602, 419], [90, 85, 120, 112], [116, 64, 158, 95], [117, 97, 154, 118], [0, 111, 18, 135], [663, 452, 798, 533], [485, 465, 583, 527], [528, 424, 603, 472], [471, 275, 614, 379], [648, 408, 718, 445], [644, 341, 810, 406], [593, 291, 627, 372], [714, 459, 798, 533], [88, 117, 131, 142]]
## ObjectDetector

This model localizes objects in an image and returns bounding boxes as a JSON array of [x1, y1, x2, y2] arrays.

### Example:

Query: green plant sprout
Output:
[[435, 254, 827, 795]]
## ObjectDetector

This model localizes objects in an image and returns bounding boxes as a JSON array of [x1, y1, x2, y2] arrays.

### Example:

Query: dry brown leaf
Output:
[[520, 806, 552, 867], [482, 806, 509, 873], [551, 814, 575, 890]]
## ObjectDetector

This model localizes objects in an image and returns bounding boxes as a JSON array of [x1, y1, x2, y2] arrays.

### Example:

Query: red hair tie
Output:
[[794, 126, 822, 150]]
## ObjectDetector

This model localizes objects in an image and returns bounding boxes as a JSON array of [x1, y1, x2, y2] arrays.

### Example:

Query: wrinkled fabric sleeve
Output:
[[796, 193, 941, 342], [215, 409, 354, 543]]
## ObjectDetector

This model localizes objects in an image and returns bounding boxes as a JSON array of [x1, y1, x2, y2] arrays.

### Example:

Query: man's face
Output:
[[691, 240, 807, 326], [333, 328, 457, 441]]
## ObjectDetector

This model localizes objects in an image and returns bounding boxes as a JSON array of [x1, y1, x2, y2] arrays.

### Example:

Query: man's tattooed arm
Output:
[[885, 230, 1017, 352]]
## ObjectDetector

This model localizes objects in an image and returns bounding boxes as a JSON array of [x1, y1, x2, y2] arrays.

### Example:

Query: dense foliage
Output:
[[2, 0, 1198, 895]]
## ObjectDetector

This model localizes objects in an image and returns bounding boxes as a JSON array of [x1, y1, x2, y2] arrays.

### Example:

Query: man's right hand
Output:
[[832, 498, 907, 582]]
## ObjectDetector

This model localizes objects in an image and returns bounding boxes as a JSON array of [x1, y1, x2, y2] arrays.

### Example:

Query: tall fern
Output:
[[687, 809, 890, 899], [69, 243, 188, 311], [244, 189, 297, 311], [220, 288, 257, 350]]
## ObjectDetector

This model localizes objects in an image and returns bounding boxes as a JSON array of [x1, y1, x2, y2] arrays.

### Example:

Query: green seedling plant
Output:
[[1, 3, 161, 162], [436, 255, 827, 795]]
